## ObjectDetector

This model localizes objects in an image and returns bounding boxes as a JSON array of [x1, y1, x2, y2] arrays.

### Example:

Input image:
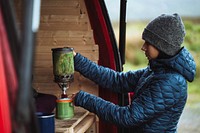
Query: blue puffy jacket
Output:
[[74, 47, 196, 132]]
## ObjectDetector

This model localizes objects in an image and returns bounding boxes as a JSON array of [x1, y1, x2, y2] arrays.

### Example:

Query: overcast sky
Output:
[[105, 0, 200, 21]]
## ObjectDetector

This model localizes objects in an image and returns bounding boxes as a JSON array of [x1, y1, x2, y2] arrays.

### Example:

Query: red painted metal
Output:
[[0, 8, 13, 133], [85, 0, 118, 132]]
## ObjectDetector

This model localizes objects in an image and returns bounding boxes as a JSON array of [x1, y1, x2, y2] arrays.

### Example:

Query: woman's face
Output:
[[141, 41, 159, 60]]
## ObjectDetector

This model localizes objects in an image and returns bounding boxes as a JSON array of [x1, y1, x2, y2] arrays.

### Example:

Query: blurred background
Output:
[[105, 0, 200, 132]]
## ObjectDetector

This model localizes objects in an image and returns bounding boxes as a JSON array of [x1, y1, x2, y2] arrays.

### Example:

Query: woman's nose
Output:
[[141, 43, 146, 51]]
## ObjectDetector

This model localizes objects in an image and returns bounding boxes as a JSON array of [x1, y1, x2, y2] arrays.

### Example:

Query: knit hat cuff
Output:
[[142, 28, 181, 56]]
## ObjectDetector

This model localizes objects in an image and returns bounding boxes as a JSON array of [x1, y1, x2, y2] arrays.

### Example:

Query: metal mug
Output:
[[36, 112, 55, 133], [56, 98, 74, 120]]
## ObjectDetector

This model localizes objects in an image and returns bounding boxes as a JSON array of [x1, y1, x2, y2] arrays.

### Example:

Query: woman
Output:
[[72, 13, 196, 132]]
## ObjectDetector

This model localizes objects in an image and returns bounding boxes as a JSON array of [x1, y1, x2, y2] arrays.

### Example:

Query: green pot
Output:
[[56, 98, 74, 120], [51, 47, 74, 83]]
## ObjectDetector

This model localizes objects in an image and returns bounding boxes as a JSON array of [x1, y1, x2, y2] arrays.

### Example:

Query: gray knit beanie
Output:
[[142, 13, 186, 56]]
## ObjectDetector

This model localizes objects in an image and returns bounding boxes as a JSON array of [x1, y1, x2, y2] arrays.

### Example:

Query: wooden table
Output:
[[55, 107, 96, 133]]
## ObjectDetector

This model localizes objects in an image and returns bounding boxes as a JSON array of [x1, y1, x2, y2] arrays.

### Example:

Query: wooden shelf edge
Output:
[[74, 115, 96, 133]]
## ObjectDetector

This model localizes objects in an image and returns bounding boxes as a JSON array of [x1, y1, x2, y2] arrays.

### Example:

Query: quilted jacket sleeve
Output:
[[74, 75, 185, 127], [74, 53, 145, 93]]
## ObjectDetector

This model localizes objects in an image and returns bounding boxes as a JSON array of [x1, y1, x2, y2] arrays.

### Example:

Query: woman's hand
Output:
[[71, 92, 78, 104], [73, 51, 76, 56]]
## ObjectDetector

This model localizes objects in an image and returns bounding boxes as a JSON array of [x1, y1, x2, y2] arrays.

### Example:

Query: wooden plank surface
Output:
[[40, 15, 80, 23], [39, 22, 88, 31], [34, 52, 99, 61], [74, 115, 96, 133], [55, 107, 89, 133], [36, 38, 95, 46], [37, 30, 93, 38], [40, 6, 80, 15], [41, 0, 79, 7], [35, 45, 98, 53]]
